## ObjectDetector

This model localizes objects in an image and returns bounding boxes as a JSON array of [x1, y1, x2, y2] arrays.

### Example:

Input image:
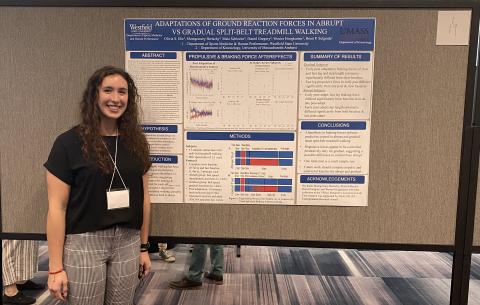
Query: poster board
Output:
[[0, 7, 473, 245], [125, 18, 375, 207]]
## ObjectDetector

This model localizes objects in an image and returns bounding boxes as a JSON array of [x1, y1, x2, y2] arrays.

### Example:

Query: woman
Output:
[[44, 66, 152, 305]]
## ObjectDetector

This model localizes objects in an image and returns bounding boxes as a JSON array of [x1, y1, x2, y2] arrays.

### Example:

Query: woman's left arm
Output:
[[139, 172, 152, 276]]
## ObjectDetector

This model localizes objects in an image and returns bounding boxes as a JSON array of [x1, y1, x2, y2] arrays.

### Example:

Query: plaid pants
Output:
[[63, 226, 140, 305], [2, 240, 38, 286]]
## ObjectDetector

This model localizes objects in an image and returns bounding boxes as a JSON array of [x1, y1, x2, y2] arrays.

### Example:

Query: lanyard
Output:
[[102, 135, 127, 191]]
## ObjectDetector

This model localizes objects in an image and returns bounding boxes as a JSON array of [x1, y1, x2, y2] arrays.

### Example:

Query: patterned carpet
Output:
[[23, 245, 480, 305]]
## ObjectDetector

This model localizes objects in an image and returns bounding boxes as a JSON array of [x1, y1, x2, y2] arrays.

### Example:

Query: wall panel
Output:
[[0, 8, 470, 245]]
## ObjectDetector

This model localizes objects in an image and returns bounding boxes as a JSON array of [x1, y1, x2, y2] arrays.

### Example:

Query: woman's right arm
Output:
[[46, 170, 70, 301]]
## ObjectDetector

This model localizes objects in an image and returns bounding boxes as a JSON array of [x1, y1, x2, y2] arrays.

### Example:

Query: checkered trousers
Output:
[[2, 240, 39, 286], [63, 226, 140, 305]]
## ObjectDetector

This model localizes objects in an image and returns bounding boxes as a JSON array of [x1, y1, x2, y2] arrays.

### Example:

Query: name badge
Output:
[[106, 189, 130, 210]]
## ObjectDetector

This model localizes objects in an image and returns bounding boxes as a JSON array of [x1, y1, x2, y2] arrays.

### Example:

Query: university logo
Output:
[[129, 23, 153, 33], [339, 27, 370, 42]]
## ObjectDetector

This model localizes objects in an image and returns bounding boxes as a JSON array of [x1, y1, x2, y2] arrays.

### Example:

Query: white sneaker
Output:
[[159, 249, 176, 263]]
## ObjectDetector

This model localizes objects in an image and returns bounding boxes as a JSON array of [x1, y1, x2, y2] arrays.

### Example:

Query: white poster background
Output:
[[125, 18, 375, 206]]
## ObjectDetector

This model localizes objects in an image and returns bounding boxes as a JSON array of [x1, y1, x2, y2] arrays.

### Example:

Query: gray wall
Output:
[[0, 8, 470, 245]]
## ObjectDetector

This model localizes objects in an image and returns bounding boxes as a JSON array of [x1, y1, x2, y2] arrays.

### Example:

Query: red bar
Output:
[[250, 186, 278, 192], [249, 159, 279, 166], [241, 151, 246, 158], [241, 158, 246, 165], [241, 178, 245, 184], [251, 186, 264, 192], [241, 185, 245, 192], [263, 186, 278, 192]]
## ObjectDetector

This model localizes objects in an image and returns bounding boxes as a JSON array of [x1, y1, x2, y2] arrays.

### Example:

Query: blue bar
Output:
[[130, 52, 177, 59], [248, 151, 279, 158], [279, 151, 294, 158], [238, 186, 292, 192], [301, 121, 366, 130], [186, 132, 295, 141], [304, 52, 370, 61], [246, 159, 250, 165], [235, 178, 294, 185], [235, 151, 242, 157], [264, 179, 278, 185], [235, 159, 241, 165], [150, 155, 178, 164], [278, 179, 293, 185], [278, 186, 292, 192], [300, 175, 365, 184], [186, 52, 296, 61], [142, 124, 178, 133], [245, 178, 265, 185], [125, 19, 375, 52], [279, 159, 293, 166]]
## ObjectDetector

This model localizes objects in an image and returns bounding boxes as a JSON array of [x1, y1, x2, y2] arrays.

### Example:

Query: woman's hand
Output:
[[48, 270, 68, 301], [139, 252, 152, 278]]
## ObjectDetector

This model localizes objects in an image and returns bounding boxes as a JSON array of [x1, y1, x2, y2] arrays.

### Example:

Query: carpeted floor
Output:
[[22, 245, 480, 305]]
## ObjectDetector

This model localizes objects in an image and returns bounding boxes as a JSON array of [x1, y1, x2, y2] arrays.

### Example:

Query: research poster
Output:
[[125, 18, 375, 206]]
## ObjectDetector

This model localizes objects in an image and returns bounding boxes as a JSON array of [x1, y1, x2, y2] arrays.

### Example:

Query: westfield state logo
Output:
[[129, 23, 153, 33]]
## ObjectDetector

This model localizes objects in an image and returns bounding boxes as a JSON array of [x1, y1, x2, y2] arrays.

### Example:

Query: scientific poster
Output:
[[125, 18, 375, 206]]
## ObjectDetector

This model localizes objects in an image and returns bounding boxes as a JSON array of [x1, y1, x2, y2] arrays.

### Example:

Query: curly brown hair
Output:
[[77, 66, 151, 174]]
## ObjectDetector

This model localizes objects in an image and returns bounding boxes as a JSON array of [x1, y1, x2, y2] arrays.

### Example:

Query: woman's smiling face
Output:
[[97, 74, 129, 122]]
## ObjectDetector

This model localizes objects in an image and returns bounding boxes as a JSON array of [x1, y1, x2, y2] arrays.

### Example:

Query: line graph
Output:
[[190, 76, 213, 90], [189, 107, 214, 120]]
